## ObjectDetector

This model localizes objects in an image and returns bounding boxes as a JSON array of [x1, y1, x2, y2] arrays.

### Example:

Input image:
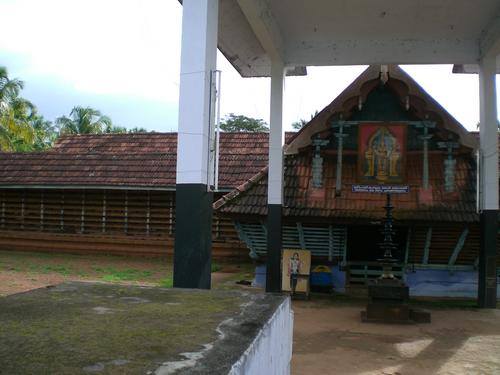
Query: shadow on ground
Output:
[[292, 296, 500, 375]]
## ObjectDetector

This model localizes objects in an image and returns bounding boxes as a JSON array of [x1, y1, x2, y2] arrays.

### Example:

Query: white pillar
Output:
[[478, 53, 499, 308], [267, 60, 285, 205], [479, 55, 499, 211], [174, 0, 218, 290], [176, 0, 218, 186], [266, 59, 285, 293]]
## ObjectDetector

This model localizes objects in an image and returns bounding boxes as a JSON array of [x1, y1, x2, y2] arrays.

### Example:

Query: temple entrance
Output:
[[345, 225, 408, 287], [347, 225, 407, 262]]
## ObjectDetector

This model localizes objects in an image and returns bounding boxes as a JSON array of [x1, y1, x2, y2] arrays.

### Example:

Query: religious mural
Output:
[[358, 124, 406, 184]]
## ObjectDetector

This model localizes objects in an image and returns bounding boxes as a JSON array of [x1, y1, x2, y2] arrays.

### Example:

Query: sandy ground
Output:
[[2, 251, 499, 374], [292, 299, 500, 375]]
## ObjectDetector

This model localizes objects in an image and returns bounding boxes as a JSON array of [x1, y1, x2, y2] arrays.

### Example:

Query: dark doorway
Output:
[[347, 225, 407, 262]]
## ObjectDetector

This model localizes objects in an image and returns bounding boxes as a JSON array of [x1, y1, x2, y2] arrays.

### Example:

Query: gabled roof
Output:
[[286, 65, 477, 154], [214, 65, 487, 222], [0, 132, 293, 190], [214, 152, 478, 223]]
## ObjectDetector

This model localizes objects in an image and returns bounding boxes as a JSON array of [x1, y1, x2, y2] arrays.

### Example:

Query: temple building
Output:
[[0, 65, 497, 296], [0, 132, 277, 260], [214, 65, 500, 296]]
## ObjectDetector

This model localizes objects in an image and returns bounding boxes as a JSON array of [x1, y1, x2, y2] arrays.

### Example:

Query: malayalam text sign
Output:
[[352, 185, 409, 194]]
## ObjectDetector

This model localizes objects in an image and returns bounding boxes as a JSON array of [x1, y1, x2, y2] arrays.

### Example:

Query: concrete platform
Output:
[[0, 282, 292, 374]]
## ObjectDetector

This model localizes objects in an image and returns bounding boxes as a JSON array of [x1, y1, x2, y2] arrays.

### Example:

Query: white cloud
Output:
[[0, 0, 497, 132], [0, 0, 182, 102]]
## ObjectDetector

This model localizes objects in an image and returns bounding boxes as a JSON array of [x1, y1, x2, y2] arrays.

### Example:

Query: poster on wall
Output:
[[281, 249, 311, 293], [358, 123, 407, 184]]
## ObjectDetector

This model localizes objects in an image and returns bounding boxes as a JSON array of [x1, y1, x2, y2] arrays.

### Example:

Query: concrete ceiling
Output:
[[212, 0, 500, 77], [453, 63, 500, 74]]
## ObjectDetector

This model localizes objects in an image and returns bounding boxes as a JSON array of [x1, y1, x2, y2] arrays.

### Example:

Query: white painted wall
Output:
[[229, 297, 293, 375]]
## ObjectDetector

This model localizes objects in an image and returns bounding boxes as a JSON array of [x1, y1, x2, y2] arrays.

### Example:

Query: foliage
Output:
[[1, 66, 149, 151], [57, 106, 150, 135], [220, 113, 268, 132], [128, 126, 148, 133], [291, 110, 319, 130], [291, 119, 308, 130], [56, 106, 112, 135], [0, 67, 36, 151], [211, 262, 222, 272], [104, 123, 127, 134], [105, 125, 149, 134], [31, 115, 58, 150]]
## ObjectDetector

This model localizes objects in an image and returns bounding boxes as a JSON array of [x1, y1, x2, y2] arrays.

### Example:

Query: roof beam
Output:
[[480, 11, 500, 58], [236, 0, 285, 62], [286, 38, 478, 66]]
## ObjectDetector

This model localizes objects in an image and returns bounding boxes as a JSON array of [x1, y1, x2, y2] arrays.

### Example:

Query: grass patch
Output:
[[159, 278, 173, 288], [100, 268, 153, 282], [211, 262, 222, 273], [0, 282, 244, 374], [42, 265, 71, 276]]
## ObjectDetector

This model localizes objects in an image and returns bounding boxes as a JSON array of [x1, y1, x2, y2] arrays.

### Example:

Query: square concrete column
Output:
[[478, 54, 499, 308], [266, 60, 285, 293], [174, 0, 218, 289]]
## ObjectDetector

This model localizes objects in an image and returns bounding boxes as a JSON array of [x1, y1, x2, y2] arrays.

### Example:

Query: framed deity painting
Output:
[[357, 123, 407, 184]]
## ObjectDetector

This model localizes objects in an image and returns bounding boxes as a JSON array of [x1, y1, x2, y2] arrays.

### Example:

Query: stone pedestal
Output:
[[361, 277, 430, 324]]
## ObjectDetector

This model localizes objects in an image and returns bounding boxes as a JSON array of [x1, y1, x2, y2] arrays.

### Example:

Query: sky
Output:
[[0, 0, 498, 132]]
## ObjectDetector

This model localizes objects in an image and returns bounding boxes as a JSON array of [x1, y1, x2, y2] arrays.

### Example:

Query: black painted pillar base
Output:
[[478, 209, 498, 308], [266, 204, 282, 293], [173, 184, 213, 289]]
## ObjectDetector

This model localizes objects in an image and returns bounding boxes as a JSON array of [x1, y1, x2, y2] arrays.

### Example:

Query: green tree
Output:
[[104, 124, 149, 134], [291, 110, 319, 130], [0, 67, 36, 151], [220, 113, 268, 132], [127, 126, 148, 133], [31, 115, 57, 150], [291, 119, 308, 130], [56, 106, 112, 135], [104, 123, 127, 134]]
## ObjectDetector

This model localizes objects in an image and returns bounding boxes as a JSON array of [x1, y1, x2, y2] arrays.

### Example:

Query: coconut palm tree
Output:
[[56, 106, 112, 135], [31, 115, 57, 150], [0, 67, 35, 151]]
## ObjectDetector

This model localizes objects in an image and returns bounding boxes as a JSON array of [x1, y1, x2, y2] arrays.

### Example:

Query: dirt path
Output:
[[292, 299, 500, 375]]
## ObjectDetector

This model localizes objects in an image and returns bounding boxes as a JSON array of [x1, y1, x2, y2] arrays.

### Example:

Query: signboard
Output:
[[352, 185, 409, 194], [282, 249, 311, 293], [358, 124, 407, 184]]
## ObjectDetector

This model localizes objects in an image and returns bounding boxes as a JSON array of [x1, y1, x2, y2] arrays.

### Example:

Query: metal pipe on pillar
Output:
[[174, 0, 219, 289], [266, 59, 285, 293], [478, 54, 499, 308]]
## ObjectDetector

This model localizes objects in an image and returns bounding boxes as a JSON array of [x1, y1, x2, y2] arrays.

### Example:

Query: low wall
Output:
[[229, 297, 293, 375], [405, 268, 500, 298], [253, 265, 500, 298], [0, 230, 249, 261]]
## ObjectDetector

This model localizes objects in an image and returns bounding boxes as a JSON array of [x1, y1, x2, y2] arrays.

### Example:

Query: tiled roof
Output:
[[214, 66, 496, 223], [285, 65, 478, 154], [215, 152, 479, 223], [0, 132, 294, 189]]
